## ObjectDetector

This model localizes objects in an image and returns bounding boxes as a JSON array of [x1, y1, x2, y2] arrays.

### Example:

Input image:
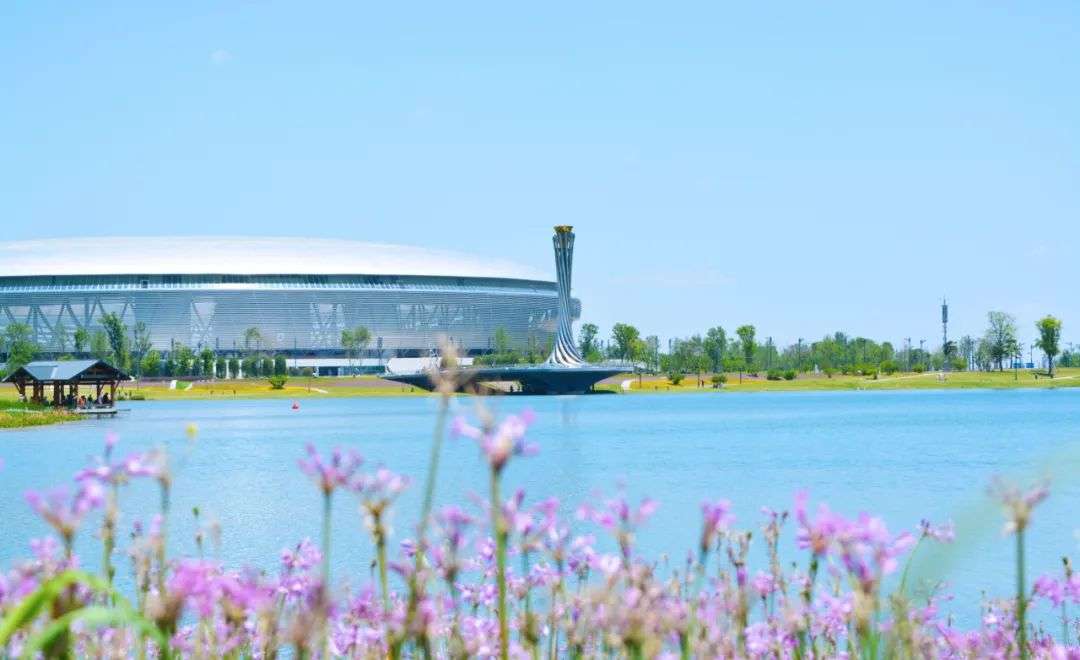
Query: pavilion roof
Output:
[[2, 359, 130, 384]]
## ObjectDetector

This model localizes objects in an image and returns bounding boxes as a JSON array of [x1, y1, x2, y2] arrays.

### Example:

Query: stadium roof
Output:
[[0, 237, 550, 281]]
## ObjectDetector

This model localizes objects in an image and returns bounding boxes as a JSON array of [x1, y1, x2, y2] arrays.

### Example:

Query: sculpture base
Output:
[[384, 365, 629, 395]]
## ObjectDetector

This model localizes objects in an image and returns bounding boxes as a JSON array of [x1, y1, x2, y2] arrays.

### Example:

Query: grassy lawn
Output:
[[0, 399, 79, 429], [0, 376, 430, 403], [613, 367, 1080, 393], [3, 369, 1076, 408]]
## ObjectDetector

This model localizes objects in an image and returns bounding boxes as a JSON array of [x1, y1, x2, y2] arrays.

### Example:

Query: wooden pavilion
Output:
[[3, 360, 130, 408]]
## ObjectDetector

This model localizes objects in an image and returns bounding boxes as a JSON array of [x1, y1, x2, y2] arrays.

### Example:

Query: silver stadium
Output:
[[0, 237, 577, 360]]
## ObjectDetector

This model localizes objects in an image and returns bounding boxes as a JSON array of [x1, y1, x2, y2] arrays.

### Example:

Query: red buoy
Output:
[[291, 401, 300, 410]]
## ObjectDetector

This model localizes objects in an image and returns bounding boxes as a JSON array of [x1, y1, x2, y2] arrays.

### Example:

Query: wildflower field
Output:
[[1, 389, 1077, 659]]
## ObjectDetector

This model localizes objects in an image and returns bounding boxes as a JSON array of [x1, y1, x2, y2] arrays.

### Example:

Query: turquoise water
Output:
[[2, 389, 1078, 621]]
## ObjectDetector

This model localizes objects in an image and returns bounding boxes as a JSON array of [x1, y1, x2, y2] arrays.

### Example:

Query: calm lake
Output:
[[2, 389, 1078, 622]]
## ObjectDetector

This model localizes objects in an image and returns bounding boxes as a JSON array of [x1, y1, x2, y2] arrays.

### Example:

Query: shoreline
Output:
[[2, 368, 1078, 411]]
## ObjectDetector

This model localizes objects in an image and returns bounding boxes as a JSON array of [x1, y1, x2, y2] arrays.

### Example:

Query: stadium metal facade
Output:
[[0, 238, 577, 358]]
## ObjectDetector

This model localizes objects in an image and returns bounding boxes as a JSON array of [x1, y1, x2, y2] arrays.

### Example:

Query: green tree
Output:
[[1035, 315, 1063, 377], [90, 329, 112, 362], [99, 312, 131, 370], [130, 322, 153, 376], [260, 356, 274, 377], [215, 356, 228, 379], [199, 348, 215, 377], [52, 320, 70, 353], [2, 322, 39, 372], [984, 311, 1017, 371], [175, 344, 195, 376], [736, 325, 756, 374], [241, 355, 258, 379], [611, 323, 642, 361], [243, 327, 264, 353], [644, 335, 660, 372], [669, 335, 708, 385], [73, 327, 89, 353], [141, 350, 162, 377], [341, 327, 371, 375], [274, 354, 287, 376], [578, 323, 601, 362], [703, 326, 727, 373], [493, 327, 511, 354], [958, 335, 976, 371], [228, 357, 240, 379]]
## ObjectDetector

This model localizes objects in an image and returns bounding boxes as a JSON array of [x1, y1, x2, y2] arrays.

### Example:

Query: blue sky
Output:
[[3, 2, 1078, 348]]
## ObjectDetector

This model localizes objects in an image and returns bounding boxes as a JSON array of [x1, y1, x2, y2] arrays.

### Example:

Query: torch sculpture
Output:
[[546, 225, 586, 367]]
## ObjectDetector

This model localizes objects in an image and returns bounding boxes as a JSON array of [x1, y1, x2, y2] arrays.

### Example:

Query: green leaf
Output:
[[0, 570, 134, 648], [20, 605, 167, 659]]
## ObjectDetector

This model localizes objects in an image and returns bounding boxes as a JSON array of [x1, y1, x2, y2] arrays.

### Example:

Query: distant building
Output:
[[0, 237, 579, 370]]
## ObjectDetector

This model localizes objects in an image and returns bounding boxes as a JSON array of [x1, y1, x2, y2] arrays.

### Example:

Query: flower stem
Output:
[[1017, 527, 1028, 660], [320, 491, 332, 659], [491, 467, 509, 660], [401, 394, 450, 649], [376, 516, 389, 612], [321, 491, 332, 583]]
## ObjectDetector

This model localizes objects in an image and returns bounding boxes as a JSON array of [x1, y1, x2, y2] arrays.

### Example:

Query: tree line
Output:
[[0, 311, 1069, 379], [576, 311, 1068, 379], [0, 317, 375, 380]]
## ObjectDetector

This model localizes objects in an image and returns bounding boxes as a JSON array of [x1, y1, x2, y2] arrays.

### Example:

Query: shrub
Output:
[[710, 373, 727, 387], [228, 358, 240, 379], [260, 356, 274, 377], [268, 374, 288, 390], [880, 360, 899, 375], [823, 367, 836, 378], [668, 372, 684, 385], [241, 356, 258, 379], [274, 354, 288, 376], [783, 369, 796, 381], [913, 363, 926, 374], [766, 369, 783, 381]]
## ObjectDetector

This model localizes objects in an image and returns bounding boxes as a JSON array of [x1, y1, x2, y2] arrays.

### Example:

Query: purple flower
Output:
[[1033, 574, 1065, 607], [352, 467, 410, 501], [836, 513, 913, 591], [699, 499, 734, 553], [437, 506, 474, 551], [121, 451, 165, 479], [990, 477, 1050, 535], [751, 571, 776, 599], [25, 482, 104, 540], [280, 538, 322, 572], [793, 491, 846, 557], [450, 409, 537, 472], [919, 519, 955, 543], [298, 444, 363, 495], [168, 559, 220, 619]]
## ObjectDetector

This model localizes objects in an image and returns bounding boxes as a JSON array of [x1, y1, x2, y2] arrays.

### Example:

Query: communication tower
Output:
[[941, 298, 949, 372]]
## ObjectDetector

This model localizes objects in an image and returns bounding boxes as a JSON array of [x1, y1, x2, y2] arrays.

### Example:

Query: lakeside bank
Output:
[[2, 368, 1079, 416], [0, 400, 77, 429], [613, 367, 1080, 393]]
